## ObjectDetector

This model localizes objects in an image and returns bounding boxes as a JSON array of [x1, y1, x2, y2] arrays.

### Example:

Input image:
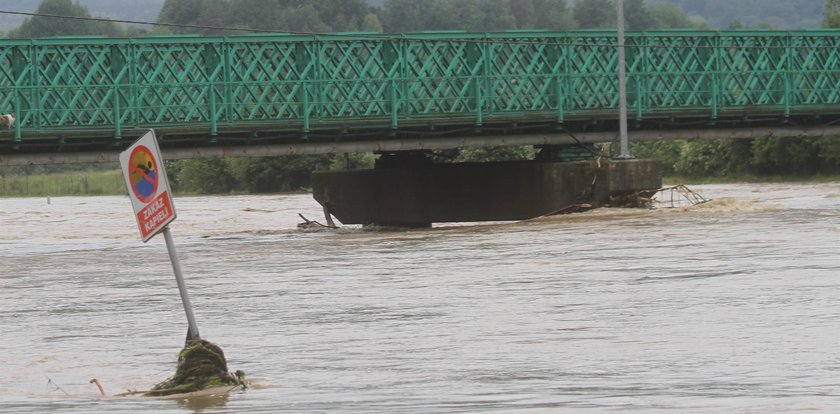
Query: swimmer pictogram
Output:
[[128, 145, 159, 204]]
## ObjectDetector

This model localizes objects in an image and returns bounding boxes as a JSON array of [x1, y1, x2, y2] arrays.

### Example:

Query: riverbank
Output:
[[0, 169, 125, 197], [2, 169, 838, 198]]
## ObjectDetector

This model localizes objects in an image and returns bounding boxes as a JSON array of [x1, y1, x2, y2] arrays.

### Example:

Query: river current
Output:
[[1, 183, 839, 413]]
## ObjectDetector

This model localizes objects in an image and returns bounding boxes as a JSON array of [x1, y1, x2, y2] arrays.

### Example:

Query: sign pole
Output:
[[163, 226, 200, 341], [121, 130, 201, 342]]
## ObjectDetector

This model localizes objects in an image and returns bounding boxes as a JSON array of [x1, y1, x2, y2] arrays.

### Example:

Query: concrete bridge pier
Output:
[[312, 153, 662, 228]]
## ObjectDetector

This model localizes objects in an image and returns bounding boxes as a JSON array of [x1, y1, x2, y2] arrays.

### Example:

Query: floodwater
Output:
[[0, 183, 839, 413]]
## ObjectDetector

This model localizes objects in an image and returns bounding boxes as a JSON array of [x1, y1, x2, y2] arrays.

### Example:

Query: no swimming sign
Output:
[[120, 130, 177, 242]]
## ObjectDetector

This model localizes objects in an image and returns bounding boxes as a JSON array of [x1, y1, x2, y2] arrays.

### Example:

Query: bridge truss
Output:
[[2, 30, 840, 160]]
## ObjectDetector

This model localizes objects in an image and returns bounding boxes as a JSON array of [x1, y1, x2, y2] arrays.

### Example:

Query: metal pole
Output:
[[163, 226, 201, 341], [617, 0, 633, 159]]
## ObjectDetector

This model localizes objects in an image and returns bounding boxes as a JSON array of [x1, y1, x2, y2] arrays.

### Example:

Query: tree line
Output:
[[8, 0, 708, 38], [662, 0, 824, 30]]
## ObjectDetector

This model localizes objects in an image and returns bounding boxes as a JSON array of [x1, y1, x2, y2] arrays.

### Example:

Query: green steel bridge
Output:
[[3, 30, 840, 165]]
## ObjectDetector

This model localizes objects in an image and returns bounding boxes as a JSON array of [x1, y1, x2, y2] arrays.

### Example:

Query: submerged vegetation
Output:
[[146, 339, 242, 397]]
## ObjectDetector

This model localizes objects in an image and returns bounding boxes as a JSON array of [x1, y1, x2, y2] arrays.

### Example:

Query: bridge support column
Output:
[[312, 157, 661, 228]]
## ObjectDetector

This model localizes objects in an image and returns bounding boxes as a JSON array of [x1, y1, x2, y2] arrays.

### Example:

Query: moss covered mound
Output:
[[146, 339, 239, 397]]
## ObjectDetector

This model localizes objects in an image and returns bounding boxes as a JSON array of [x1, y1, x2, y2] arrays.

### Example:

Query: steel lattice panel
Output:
[[227, 40, 309, 122], [487, 35, 563, 113], [790, 34, 840, 106], [3, 31, 840, 146], [638, 34, 716, 112]]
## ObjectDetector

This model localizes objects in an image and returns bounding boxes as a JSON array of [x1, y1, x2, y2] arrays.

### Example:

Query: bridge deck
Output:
[[2, 30, 840, 156]]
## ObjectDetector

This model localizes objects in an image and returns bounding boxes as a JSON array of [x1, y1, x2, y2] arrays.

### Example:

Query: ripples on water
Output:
[[1, 183, 839, 413]]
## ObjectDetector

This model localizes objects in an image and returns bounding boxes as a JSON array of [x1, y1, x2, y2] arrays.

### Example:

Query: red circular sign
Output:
[[128, 145, 159, 204]]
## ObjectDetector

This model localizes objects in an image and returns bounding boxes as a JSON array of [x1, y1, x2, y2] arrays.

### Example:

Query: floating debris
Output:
[[46, 376, 70, 396], [606, 190, 659, 208], [145, 339, 244, 397], [297, 213, 337, 232], [90, 378, 106, 396], [651, 185, 710, 208]]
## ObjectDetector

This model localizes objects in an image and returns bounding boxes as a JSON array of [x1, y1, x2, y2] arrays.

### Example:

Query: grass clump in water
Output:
[[145, 339, 240, 397]]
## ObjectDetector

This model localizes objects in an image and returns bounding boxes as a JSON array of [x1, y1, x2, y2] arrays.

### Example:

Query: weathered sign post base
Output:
[[313, 158, 662, 228]]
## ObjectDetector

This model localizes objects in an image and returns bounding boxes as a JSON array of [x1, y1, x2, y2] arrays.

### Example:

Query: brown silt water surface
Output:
[[1, 183, 839, 413]]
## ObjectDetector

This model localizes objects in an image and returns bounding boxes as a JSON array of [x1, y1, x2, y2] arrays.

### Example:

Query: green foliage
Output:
[[630, 141, 683, 174], [825, 0, 840, 27], [168, 155, 335, 194], [157, 0, 210, 33], [750, 137, 824, 175], [632, 137, 840, 178], [624, 0, 656, 30], [649, 3, 705, 29], [361, 13, 384, 32], [509, 0, 576, 30], [453, 146, 535, 162], [816, 137, 840, 170], [673, 139, 751, 177], [158, 0, 376, 34], [174, 159, 235, 194], [226, 155, 331, 192], [381, 0, 575, 32], [328, 153, 377, 170], [573, 0, 615, 29], [10, 0, 122, 38], [571, 0, 705, 31]]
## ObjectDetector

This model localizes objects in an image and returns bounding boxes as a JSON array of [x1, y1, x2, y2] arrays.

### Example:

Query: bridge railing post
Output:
[[295, 42, 313, 134], [382, 40, 400, 130], [783, 34, 792, 119], [547, 37, 563, 124], [483, 34, 494, 121], [113, 83, 122, 140], [390, 79, 398, 129], [712, 35, 720, 120], [10, 46, 26, 143], [31, 45, 42, 132], [633, 33, 645, 122], [203, 43, 221, 141], [303, 81, 310, 133], [129, 40, 138, 130], [467, 39, 485, 127], [110, 45, 125, 141], [14, 90, 22, 143], [223, 41, 233, 126]]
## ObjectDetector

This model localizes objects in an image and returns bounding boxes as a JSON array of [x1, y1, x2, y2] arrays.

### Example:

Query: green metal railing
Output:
[[2, 30, 840, 149]]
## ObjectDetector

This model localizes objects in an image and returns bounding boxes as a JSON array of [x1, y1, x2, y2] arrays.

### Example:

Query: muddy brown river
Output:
[[1, 183, 839, 413]]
